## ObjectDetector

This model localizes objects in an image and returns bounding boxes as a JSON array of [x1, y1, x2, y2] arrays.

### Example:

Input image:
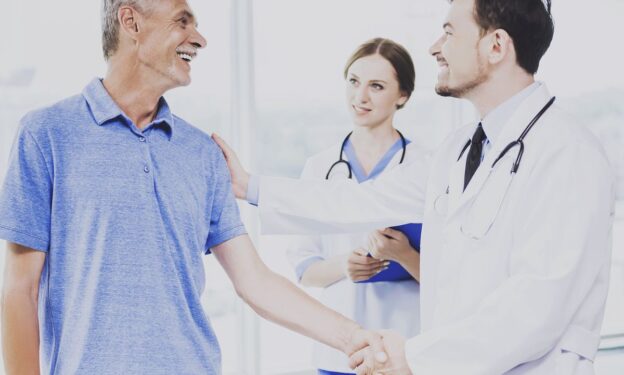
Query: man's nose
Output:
[[191, 28, 207, 49], [429, 34, 444, 56]]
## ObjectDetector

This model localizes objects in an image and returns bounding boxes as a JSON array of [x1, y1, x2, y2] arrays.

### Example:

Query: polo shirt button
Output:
[[144, 165, 150, 173], [139, 137, 146, 142]]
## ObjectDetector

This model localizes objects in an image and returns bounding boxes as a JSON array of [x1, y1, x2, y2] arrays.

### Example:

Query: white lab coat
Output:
[[257, 83, 616, 374], [287, 142, 422, 373]]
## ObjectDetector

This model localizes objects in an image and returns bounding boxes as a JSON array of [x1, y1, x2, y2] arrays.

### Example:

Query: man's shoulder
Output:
[[170, 114, 223, 158], [20, 93, 87, 136], [171, 114, 212, 142]]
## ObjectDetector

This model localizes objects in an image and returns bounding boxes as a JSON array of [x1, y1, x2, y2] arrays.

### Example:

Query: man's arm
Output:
[[2, 242, 46, 375], [212, 134, 429, 235], [212, 234, 388, 362]]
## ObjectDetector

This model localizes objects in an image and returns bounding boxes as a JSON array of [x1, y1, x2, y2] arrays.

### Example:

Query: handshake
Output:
[[348, 329, 412, 375]]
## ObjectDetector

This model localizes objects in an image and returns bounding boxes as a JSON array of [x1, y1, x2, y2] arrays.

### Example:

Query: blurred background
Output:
[[0, 0, 622, 374]]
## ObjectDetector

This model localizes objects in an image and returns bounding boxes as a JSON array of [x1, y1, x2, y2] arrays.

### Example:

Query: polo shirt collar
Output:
[[82, 78, 175, 139]]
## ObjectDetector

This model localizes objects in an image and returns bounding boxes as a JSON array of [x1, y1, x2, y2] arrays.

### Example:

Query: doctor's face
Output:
[[345, 54, 408, 129], [429, 0, 490, 98]]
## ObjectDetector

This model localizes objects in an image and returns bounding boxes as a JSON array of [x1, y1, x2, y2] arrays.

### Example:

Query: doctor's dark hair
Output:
[[450, 0, 554, 74], [102, 0, 155, 60], [343, 38, 415, 109]]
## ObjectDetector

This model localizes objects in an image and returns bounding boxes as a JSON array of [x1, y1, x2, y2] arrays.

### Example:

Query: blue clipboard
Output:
[[357, 223, 422, 283]]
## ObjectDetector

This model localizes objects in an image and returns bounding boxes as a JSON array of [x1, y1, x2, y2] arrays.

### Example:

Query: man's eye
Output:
[[179, 17, 189, 26]]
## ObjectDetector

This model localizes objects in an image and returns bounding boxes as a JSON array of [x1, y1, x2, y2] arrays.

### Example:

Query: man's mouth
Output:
[[176, 49, 196, 63], [436, 57, 448, 69]]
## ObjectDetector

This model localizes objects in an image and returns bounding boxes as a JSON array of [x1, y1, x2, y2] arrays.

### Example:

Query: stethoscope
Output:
[[434, 96, 556, 223], [456, 96, 556, 173], [325, 130, 407, 180]]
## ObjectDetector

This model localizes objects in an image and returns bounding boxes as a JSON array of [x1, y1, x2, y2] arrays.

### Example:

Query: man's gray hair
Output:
[[101, 0, 153, 60]]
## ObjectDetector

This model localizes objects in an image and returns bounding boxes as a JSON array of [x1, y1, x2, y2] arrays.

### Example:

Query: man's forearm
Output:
[[2, 290, 40, 375], [239, 267, 360, 354]]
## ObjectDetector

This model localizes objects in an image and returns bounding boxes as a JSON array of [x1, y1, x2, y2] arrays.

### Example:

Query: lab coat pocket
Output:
[[556, 325, 600, 374], [460, 166, 515, 240]]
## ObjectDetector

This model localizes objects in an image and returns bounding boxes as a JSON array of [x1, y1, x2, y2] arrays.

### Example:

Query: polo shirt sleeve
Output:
[[0, 124, 52, 252], [204, 147, 247, 253]]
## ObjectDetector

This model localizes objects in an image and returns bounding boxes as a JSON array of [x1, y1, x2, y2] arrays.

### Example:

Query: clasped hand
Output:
[[349, 330, 412, 375]]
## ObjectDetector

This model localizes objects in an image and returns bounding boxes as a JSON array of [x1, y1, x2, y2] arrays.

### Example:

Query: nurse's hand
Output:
[[349, 330, 412, 375], [212, 133, 249, 199], [367, 229, 413, 263], [346, 248, 389, 282]]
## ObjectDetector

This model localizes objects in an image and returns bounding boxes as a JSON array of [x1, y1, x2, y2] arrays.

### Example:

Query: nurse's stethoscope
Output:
[[325, 129, 407, 180], [434, 96, 556, 238]]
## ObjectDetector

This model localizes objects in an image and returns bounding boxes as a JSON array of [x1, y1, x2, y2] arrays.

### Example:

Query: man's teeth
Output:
[[177, 52, 193, 62]]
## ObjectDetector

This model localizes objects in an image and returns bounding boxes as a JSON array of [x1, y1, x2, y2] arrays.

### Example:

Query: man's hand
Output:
[[349, 330, 411, 375], [211, 133, 250, 199], [367, 228, 414, 263], [346, 327, 388, 368], [346, 248, 389, 282]]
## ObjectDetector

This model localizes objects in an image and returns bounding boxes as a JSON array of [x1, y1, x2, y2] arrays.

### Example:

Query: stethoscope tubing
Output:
[[325, 129, 407, 180]]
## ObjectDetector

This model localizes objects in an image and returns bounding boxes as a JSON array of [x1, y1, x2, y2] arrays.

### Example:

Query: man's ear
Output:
[[487, 28, 513, 65], [118, 6, 141, 41]]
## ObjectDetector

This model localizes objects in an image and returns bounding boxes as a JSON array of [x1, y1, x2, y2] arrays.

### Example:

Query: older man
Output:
[[0, 1, 386, 374]]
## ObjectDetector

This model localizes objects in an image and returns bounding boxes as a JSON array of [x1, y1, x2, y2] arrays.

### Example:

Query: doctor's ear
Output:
[[486, 29, 513, 65], [118, 6, 142, 41]]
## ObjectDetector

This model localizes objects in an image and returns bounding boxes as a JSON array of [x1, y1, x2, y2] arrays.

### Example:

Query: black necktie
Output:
[[464, 123, 487, 190]]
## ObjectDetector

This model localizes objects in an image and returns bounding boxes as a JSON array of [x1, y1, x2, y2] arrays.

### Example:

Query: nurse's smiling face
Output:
[[345, 54, 408, 129]]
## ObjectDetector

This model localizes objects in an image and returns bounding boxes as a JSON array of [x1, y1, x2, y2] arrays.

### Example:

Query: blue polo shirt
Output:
[[0, 78, 247, 374]]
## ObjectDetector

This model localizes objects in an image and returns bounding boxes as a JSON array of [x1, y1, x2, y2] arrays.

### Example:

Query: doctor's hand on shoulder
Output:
[[212, 133, 249, 199], [346, 248, 389, 282], [350, 330, 412, 375]]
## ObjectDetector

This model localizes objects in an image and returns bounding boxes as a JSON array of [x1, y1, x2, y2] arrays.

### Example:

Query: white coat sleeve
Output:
[[258, 152, 430, 235], [285, 159, 327, 281], [404, 143, 615, 374]]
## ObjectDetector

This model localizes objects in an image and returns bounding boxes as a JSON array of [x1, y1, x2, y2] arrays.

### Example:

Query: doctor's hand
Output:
[[345, 327, 388, 368], [367, 229, 414, 264], [211, 133, 250, 199], [349, 330, 412, 375], [346, 248, 389, 282]]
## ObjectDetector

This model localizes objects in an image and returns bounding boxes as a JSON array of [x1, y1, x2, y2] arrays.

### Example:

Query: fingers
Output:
[[349, 251, 384, 266], [354, 247, 369, 256], [347, 251, 388, 281], [211, 133, 234, 159], [349, 332, 388, 374], [367, 234, 385, 260], [380, 227, 404, 241], [211, 133, 249, 199]]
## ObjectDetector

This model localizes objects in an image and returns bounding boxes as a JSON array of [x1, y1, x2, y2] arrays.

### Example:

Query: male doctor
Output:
[[214, 0, 616, 374]]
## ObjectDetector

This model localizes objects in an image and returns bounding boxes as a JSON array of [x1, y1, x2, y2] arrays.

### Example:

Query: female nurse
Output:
[[287, 38, 424, 375]]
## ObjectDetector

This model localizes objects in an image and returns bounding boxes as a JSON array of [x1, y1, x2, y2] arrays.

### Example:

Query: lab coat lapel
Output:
[[446, 142, 469, 217], [446, 83, 554, 220]]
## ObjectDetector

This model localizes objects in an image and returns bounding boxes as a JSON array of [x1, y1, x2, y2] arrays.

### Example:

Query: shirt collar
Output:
[[82, 78, 175, 139], [480, 81, 541, 145]]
